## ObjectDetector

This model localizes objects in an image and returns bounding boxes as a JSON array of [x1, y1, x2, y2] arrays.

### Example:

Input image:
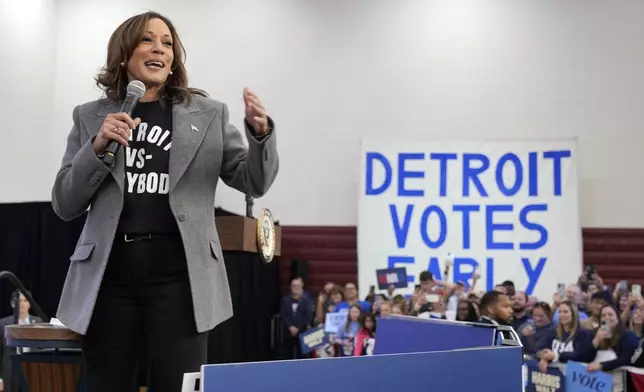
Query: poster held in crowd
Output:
[[299, 327, 330, 355], [376, 267, 408, 290], [324, 312, 348, 333], [358, 139, 581, 300], [524, 360, 565, 392], [565, 361, 612, 392]]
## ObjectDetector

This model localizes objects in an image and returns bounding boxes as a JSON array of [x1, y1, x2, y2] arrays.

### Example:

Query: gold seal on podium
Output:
[[257, 208, 276, 263]]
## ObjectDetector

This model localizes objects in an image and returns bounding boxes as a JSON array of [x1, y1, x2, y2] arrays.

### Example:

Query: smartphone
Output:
[[425, 294, 440, 303], [415, 284, 421, 291], [617, 280, 628, 292], [633, 284, 642, 297], [601, 320, 612, 338], [557, 283, 565, 297], [369, 285, 375, 294], [585, 265, 595, 279]]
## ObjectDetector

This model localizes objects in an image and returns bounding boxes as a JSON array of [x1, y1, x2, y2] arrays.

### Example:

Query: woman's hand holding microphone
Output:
[[92, 113, 141, 156]]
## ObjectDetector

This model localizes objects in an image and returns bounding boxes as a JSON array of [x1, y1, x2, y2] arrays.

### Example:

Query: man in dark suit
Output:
[[279, 277, 313, 359], [0, 291, 42, 392]]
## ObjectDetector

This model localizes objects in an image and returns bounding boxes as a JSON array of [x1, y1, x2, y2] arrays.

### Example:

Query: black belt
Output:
[[118, 233, 179, 243]]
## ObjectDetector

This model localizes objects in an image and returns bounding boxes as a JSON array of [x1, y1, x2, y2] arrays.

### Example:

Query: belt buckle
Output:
[[124, 234, 152, 243]]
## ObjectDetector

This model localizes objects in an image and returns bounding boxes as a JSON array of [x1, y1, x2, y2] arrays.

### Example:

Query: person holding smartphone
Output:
[[585, 304, 639, 373], [581, 290, 613, 330]]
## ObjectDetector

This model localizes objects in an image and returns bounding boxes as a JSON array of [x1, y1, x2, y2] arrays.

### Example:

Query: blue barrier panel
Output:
[[202, 346, 523, 392], [374, 315, 497, 355]]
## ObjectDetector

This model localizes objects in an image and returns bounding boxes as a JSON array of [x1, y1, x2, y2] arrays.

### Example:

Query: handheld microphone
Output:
[[102, 80, 146, 168]]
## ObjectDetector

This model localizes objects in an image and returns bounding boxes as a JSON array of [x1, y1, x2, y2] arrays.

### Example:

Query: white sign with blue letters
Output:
[[358, 139, 581, 301]]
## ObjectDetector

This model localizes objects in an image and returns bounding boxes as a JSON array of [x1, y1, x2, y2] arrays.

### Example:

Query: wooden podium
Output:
[[215, 215, 282, 257], [4, 324, 83, 392]]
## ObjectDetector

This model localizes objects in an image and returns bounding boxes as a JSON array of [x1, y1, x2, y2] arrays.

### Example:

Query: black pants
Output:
[[81, 235, 208, 392], [278, 333, 304, 360]]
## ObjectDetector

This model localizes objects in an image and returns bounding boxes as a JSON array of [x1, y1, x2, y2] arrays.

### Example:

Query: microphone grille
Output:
[[127, 80, 146, 99]]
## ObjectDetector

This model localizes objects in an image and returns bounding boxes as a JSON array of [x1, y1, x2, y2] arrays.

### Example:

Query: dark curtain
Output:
[[0, 202, 281, 366], [208, 252, 281, 364], [0, 202, 85, 319]]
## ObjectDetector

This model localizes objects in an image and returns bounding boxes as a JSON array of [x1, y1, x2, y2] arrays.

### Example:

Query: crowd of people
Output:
[[278, 265, 644, 383]]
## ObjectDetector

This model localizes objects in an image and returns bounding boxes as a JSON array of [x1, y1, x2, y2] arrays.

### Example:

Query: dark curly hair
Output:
[[95, 11, 207, 103]]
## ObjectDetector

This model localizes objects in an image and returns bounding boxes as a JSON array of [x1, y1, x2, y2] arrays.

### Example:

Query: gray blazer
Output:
[[51, 94, 279, 335]]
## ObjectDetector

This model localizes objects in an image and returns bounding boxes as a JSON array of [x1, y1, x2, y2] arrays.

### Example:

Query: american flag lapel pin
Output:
[[191, 124, 199, 132]]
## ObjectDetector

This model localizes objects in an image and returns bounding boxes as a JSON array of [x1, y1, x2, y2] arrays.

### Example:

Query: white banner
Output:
[[358, 139, 581, 301]]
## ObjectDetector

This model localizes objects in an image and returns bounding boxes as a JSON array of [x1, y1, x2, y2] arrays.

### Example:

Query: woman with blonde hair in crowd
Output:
[[391, 302, 403, 315], [536, 301, 592, 372]]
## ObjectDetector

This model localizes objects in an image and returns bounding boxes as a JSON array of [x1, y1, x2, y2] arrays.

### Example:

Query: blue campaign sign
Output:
[[374, 316, 496, 355], [324, 312, 348, 333], [524, 360, 565, 392], [376, 267, 408, 290], [565, 361, 612, 392], [202, 345, 523, 392], [299, 327, 329, 355]]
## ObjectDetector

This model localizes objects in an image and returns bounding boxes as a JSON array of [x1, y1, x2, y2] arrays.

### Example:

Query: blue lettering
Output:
[[486, 205, 514, 250], [429, 153, 457, 197], [453, 257, 478, 289], [571, 371, 606, 390], [427, 257, 443, 281], [398, 153, 425, 197], [528, 152, 538, 196], [389, 204, 413, 248], [486, 257, 495, 291], [519, 204, 548, 250], [420, 206, 447, 249], [388, 256, 415, 284], [452, 205, 480, 249], [365, 152, 392, 195], [523, 257, 547, 295], [543, 150, 571, 196], [496, 153, 523, 196], [463, 153, 489, 197]]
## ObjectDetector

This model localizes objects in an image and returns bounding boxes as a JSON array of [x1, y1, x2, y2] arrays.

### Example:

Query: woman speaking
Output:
[[51, 11, 279, 392]]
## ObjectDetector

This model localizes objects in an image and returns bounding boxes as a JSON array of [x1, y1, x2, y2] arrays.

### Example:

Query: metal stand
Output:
[[245, 195, 254, 218]]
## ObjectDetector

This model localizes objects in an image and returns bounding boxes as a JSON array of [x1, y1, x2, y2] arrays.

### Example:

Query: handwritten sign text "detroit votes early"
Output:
[[358, 139, 581, 300]]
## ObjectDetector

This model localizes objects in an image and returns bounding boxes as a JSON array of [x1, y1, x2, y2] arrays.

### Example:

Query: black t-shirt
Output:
[[117, 100, 178, 234]]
